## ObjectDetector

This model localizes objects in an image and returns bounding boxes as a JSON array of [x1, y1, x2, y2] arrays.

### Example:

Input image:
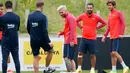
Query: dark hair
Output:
[[106, 0, 116, 6], [87, 3, 94, 8], [5, 1, 13, 9], [0, 3, 3, 7], [36, 2, 44, 8]]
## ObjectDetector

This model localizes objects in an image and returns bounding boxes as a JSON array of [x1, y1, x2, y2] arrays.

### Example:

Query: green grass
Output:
[[0, 70, 124, 73]]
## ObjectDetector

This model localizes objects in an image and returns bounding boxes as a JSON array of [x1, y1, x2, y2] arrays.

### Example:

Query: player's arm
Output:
[[59, 31, 64, 35], [118, 12, 126, 35], [17, 16, 20, 31], [104, 20, 110, 38], [97, 16, 107, 30], [101, 19, 110, 42], [0, 16, 4, 28], [27, 15, 30, 35], [42, 16, 51, 43], [76, 15, 83, 29], [67, 16, 75, 44]]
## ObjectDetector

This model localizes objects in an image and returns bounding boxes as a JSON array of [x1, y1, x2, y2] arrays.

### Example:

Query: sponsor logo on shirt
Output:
[[32, 22, 38, 27], [7, 24, 15, 29]]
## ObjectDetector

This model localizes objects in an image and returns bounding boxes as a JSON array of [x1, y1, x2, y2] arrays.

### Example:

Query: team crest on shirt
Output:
[[92, 18, 95, 20], [112, 14, 115, 17]]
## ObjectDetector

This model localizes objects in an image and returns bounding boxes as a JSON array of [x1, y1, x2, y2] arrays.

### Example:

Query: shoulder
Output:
[[93, 14, 101, 19], [116, 10, 122, 16], [116, 10, 121, 13], [79, 13, 86, 17], [67, 13, 75, 20], [12, 13, 20, 19], [42, 13, 47, 17], [76, 13, 86, 20]]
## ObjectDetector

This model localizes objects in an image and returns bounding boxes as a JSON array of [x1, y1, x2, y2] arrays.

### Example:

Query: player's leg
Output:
[[71, 59, 76, 72], [31, 41, 41, 73], [89, 54, 96, 73], [76, 38, 87, 73], [33, 55, 41, 73], [42, 42, 55, 73], [63, 44, 72, 72], [115, 52, 129, 73], [2, 47, 10, 73], [88, 39, 97, 73], [111, 39, 129, 73], [11, 46, 20, 73], [7, 56, 13, 73], [68, 44, 76, 72], [45, 49, 53, 67], [109, 39, 118, 73], [110, 51, 117, 73]]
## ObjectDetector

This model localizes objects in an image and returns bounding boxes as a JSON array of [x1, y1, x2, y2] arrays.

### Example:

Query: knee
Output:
[[111, 51, 117, 57], [78, 52, 83, 58], [48, 49, 54, 53], [90, 54, 96, 59], [64, 57, 69, 60], [34, 56, 41, 61]]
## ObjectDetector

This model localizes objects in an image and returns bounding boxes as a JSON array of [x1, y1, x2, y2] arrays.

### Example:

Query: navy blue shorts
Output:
[[63, 44, 76, 60], [110, 38, 120, 52], [31, 40, 52, 56], [78, 38, 97, 54]]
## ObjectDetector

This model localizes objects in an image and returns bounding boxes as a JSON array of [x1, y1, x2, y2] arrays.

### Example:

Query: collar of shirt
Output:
[[111, 9, 117, 13], [65, 12, 69, 18], [86, 13, 94, 18]]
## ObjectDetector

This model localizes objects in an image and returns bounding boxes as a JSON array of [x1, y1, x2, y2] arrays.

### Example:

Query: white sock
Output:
[[7, 63, 11, 70], [78, 66, 81, 69], [112, 66, 116, 72], [45, 66, 49, 70], [91, 67, 95, 71], [121, 61, 127, 68]]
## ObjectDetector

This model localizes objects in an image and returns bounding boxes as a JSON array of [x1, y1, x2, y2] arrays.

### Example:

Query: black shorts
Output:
[[78, 38, 97, 54], [30, 40, 52, 56], [110, 38, 120, 52], [63, 44, 76, 60], [0, 40, 1, 45]]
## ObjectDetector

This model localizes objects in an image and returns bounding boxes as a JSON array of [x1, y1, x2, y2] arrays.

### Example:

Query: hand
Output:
[[58, 33, 61, 38], [58, 31, 63, 38], [70, 42, 74, 47], [101, 36, 106, 43], [49, 43, 54, 48], [118, 35, 123, 39]]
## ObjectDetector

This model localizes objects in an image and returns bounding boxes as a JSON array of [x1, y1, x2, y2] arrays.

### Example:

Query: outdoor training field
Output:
[[0, 70, 124, 73]]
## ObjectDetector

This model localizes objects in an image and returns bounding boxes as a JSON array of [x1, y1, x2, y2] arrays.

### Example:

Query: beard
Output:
[[61, 14, 66, 18], [87, 10, 93, 15]]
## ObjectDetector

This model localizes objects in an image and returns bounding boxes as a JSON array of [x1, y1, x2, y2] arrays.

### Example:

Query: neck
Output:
[[88, 14, 92, 16], [36, 8, 41, 11], [6, 9, 12, 12], [111, 8, 115, 12], [87, 13, 93, 17]]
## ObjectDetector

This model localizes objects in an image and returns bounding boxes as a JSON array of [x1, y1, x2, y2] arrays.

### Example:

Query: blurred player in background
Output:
[[0, 1, 20, 73], [102, 1, 129, 73], [57, 5, 77, 72], [76, 3, 107, 73], [27, 0, 55, 73], [0, 2, 13, 73]]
